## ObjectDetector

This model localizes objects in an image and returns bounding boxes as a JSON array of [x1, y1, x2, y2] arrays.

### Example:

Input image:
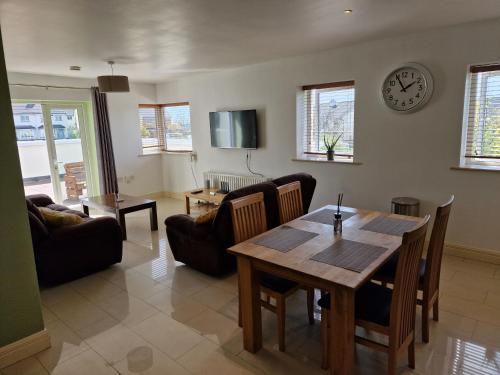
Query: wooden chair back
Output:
[[276, 181, 304, 224], [229, 192, 268, 244], [423, 196, 454, 300], [390, 215, 430, 347]]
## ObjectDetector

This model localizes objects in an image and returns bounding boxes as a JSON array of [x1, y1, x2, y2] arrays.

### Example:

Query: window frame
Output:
[[298, 80, 356, 161], [460, 63, 500, 169], [138, 102, 193, 154]]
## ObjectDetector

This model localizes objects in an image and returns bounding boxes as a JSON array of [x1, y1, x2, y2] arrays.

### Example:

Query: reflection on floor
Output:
[[2, 197, 500, 375]]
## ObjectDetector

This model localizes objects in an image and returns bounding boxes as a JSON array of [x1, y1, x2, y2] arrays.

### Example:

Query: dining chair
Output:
[[372, 196, 454, 343], [230, 192, 314, 351], [318, 215, 430, 374], [276, 181, 304, 224]]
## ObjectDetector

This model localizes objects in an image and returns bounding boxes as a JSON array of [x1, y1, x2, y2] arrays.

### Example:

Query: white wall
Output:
[[156, 19, 500, 253], [7, 72, 163, 196]]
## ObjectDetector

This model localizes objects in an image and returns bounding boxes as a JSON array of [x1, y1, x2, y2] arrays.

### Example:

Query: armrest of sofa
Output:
[[26, 194, 55, 207], [164, 214, 212, 240]]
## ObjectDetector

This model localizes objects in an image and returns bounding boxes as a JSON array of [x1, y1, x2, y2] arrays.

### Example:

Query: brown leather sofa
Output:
[[26, 194, 123, 285], [165, 173, 316, 276]]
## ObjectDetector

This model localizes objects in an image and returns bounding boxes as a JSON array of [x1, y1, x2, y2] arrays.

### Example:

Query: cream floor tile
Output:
[[49, 350, 117, 375], [440, 279, 488, 303], [178, 339, 264, 375], [133, 312, 204, 359], [97, 291, 159, 327], [185, 308, 241, 347], [495, 268, 500, 280], [39, 285, 81, 307], [212, 273, 239, 294], [85, 324, 151, 364], [48, 294, 111, 332], [74, 315, 120, 340], [112, 346, 191, 375], [146, 287, 208, 323], [108, 270, 168, 300], [191, 284, 237, 311], [485, 291, 500, 310], [440, 295, 500, 327], [67, 274, 123, 303], [472, 321, 500, 349], [161, 267, 216, 296], [1, 357, 48, 375], [459, 259, 499, 278], [449, 272, 500, 294], [36, 320, 90, 370], [41, 306, 58, 324]]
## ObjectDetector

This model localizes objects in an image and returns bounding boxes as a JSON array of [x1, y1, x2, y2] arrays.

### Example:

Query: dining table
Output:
[[228, 204, 426, 375]]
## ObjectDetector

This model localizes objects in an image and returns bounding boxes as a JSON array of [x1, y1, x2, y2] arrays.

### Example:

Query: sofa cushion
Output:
[[26, 198, 46, 225], [194, 208, 219, 225], [39, 207, 84, 227]]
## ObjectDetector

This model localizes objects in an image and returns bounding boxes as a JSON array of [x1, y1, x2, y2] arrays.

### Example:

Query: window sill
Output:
[[292, 156, 362, 165], [139, 150, 193, 157], [451, 165, 500, 173]]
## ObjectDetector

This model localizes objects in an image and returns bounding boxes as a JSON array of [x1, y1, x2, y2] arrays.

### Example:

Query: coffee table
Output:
[[184, 188, 226, 214], [81, 194, 158, 240]]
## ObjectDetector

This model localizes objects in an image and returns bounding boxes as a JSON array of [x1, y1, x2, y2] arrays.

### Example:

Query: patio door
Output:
[[13, 101, 98, 204]]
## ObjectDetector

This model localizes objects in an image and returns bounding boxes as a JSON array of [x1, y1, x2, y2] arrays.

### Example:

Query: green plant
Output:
[[323, 133, 342, 151]]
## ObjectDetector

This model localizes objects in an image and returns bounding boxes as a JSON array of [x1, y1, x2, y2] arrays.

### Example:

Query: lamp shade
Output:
[[97, 75, 130, 93]]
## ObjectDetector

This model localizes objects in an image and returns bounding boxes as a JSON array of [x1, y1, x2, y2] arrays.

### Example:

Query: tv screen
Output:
[[209, 110, 257, 149]]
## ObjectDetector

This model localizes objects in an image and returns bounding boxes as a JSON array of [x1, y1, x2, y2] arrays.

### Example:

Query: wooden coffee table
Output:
[[81, 194, 158, 240], [184, 188, 226, 214]]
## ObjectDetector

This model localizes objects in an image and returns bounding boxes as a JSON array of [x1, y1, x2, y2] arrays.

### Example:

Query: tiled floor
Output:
[[3, 197, 500, 375]]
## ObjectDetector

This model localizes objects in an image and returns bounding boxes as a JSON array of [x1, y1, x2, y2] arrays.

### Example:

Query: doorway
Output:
[[12, 101, 99, 204]]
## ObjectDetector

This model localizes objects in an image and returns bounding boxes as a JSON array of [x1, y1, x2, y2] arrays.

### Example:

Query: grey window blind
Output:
[[162, 103, 192, 151], [301, 81, 355, 156], [138, 105, 164, 150], [464, 64, 500, 161]]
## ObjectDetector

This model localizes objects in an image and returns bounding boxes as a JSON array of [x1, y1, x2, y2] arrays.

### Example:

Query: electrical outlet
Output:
[[190, 151, 197, 162]]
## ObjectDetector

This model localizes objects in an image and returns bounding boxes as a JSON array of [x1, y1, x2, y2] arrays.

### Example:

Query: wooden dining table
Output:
[[228, 205, 426, 375]]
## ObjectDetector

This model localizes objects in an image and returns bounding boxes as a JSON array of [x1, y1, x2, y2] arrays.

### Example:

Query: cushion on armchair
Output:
[[39, 207, 84, 227]]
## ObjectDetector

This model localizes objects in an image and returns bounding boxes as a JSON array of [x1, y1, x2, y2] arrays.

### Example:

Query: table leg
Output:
[[237, 256, 262, 353], [185, 196, 190, 214], [117, 211, 127, 241], [150, 203, 158, 231], [82, 204, 89, 215], [330, 286, 355, 375]]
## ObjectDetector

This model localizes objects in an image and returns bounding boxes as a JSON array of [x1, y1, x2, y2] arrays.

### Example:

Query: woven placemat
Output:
[[310, 239, 387, 273], [253, 226, 318, 253], [360, 216, 417, 236], [301, 208, 356, 225]]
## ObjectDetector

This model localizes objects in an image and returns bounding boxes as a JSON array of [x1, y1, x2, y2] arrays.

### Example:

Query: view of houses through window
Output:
[[139, 102, 192, 152]]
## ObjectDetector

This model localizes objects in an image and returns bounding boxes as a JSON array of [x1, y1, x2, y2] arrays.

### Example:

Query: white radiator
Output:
[[203, 171, 270, 191]]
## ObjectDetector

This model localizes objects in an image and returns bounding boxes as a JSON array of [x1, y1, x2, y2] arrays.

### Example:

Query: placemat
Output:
[[310, 239, 387, 273], [253, 226, 318, 253], [301, 208, 356, 225], [360, 216, 417, 236]]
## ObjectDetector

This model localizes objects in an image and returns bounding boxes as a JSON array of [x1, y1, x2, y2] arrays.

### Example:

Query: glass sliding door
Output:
[[13, 101, 98, 205]]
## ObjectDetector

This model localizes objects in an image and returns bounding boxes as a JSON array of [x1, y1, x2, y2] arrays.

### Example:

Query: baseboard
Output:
[[164, 191, 184, 200], [0, 329, 51, 369], [142, 191, 168, 200], [444, 242, 500, 265]]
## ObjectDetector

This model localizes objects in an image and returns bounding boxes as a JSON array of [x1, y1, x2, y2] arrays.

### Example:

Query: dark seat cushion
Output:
[[375, 255, 426, 286], [260, 273, 298, 294], [318, 282, 393, 327]]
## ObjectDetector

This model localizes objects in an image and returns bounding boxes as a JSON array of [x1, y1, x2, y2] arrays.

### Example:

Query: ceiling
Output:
[[1, 0, 500, 83]]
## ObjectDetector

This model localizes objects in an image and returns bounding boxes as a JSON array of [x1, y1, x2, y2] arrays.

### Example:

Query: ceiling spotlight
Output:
[[69, 66, 81, 71], [344, 9, 353, 14]]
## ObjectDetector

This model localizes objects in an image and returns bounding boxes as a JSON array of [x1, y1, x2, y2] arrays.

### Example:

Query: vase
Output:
[[326, 150, 334, 161]]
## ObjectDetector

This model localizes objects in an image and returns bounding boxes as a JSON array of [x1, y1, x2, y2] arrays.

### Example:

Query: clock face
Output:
[[382, 64, 433, 112]]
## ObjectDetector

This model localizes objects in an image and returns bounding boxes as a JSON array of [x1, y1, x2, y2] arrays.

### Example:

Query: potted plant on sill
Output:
[[323, 133, 342, 161]]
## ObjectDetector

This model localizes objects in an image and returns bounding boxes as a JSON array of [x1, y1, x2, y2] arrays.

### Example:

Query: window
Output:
[[54, 115, 62, 121], [138, 103, 192, 152], [462, 64, 500, 167], [299, 81, 355, 159], [20, 115, 29, 122]]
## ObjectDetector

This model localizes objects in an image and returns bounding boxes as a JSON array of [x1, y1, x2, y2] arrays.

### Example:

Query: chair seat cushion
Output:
[[39, 207, 84, 227], [375, 255, 426, 285], [318, 282, 393, 327], [260, 273, 298, 294]]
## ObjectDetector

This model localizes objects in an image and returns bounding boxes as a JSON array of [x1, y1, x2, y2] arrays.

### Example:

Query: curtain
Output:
[[91, 87, 118, 194]]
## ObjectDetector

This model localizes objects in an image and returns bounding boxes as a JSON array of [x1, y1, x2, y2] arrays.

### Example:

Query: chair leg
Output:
[[433, 297, 439, 322], [422, 303, 430, 344], [276, 295, 286, 351], [320, 308, 329, 370], [307, 288, 314, 325], [238, 275, 242, 327], [408, 339, 415, 369], [388, 350, 397, 375]]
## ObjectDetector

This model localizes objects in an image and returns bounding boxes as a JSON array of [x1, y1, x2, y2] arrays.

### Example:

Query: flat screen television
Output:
[[209, 110, 257, 149]]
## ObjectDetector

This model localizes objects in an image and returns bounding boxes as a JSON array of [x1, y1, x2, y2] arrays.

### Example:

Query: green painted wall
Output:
[[0, 28, 44, 346]]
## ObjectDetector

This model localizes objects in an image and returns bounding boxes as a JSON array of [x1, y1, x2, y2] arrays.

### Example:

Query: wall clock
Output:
[[381, 63, 434, 113]]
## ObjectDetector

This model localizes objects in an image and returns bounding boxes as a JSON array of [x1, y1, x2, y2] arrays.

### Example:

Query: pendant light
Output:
[[97, 61, 130, 93]]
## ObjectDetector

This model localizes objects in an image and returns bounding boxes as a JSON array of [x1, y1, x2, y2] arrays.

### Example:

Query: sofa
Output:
[[26, 194, 123, 285], [165, 173, 316, 276]]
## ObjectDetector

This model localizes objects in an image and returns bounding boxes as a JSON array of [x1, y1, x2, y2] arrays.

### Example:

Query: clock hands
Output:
[[401, 80, 417, 92], [395, 74, 406, 92]]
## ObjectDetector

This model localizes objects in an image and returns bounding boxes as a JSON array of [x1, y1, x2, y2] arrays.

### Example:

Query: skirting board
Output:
[[0, 329, 50, 369], [445, 242, 500, 265], [142, 191, 185, 200]]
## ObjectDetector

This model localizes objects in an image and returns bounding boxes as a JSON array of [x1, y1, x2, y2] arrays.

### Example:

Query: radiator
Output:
[[203, 170, 270, 191]]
